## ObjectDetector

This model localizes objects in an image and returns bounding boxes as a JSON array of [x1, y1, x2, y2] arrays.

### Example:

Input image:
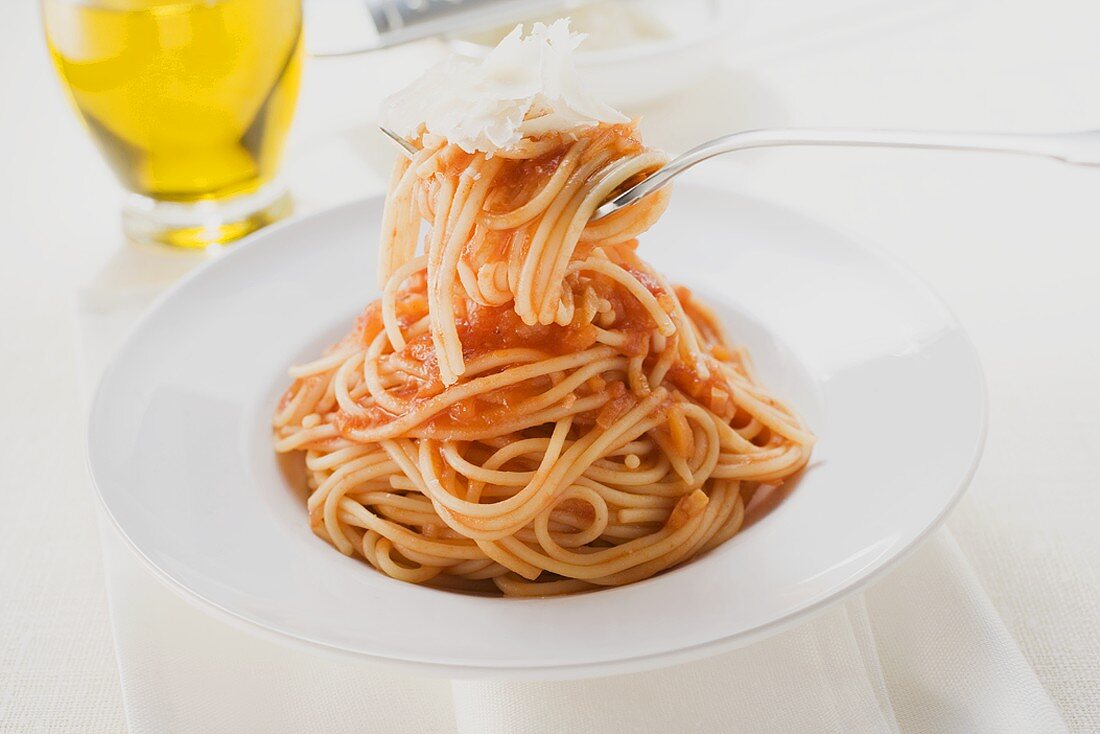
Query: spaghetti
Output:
[[274, 122, 813, 596]]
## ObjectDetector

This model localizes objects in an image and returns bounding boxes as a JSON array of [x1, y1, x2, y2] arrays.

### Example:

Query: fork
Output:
[[379, 126, 1100, 221]]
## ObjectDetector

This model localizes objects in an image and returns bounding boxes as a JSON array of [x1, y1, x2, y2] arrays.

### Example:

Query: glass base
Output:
[[121, 183, 292, 250]]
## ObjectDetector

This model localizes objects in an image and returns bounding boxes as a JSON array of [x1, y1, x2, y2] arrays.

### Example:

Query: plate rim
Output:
[[86, 192, 988, 679]]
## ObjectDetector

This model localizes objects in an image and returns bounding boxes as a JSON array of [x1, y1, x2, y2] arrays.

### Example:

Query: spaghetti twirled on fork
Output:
[[273, 121, 813, 596]]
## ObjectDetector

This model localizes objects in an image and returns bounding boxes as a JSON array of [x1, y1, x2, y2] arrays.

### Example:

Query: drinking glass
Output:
[[43, 0, 303, 248]]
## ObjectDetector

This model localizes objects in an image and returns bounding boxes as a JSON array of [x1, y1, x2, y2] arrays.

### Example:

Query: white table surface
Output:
[[2, 0, 1098, 731]]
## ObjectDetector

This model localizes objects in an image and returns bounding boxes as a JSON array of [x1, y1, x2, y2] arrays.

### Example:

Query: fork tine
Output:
[[380, 126, 418, 158]]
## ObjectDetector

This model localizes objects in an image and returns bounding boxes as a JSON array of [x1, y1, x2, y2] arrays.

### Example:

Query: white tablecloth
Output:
[[3, 0, 1100, 730]]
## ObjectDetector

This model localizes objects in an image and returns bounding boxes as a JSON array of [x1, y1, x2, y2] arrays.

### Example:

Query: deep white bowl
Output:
[[88, 182, 985, 679]]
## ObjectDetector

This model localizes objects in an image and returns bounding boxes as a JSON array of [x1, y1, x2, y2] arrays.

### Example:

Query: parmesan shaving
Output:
[[380, 19, 628, 154]]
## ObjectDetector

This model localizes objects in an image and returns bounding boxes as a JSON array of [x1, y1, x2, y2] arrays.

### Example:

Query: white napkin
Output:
[[76, 250, 1068, 734]]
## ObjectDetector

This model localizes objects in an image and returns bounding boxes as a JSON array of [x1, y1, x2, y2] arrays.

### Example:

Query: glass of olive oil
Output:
[[43, 0, 303, 249]]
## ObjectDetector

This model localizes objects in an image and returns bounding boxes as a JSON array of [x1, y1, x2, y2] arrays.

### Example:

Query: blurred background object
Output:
[[306, 0, 575, 55], [307, 0, 738, 109], [448, 0, 738, 108], [43, 0, 303, 249]]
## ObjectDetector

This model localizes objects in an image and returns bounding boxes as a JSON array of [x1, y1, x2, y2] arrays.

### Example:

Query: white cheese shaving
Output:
[[380, 19, 628, 154]]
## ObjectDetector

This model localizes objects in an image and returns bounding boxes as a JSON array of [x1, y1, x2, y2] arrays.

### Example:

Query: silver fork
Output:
[[379, 126, 1100, 221]]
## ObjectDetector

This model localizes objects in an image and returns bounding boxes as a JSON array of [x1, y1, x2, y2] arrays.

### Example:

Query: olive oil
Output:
[[44, 0, 302, 204]]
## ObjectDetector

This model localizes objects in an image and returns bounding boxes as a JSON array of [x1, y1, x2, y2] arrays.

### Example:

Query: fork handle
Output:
[[593, 128, 1100, 220]]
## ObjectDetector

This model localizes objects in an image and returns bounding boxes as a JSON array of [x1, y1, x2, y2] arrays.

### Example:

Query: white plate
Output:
[[88, 183, 986, 679]]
